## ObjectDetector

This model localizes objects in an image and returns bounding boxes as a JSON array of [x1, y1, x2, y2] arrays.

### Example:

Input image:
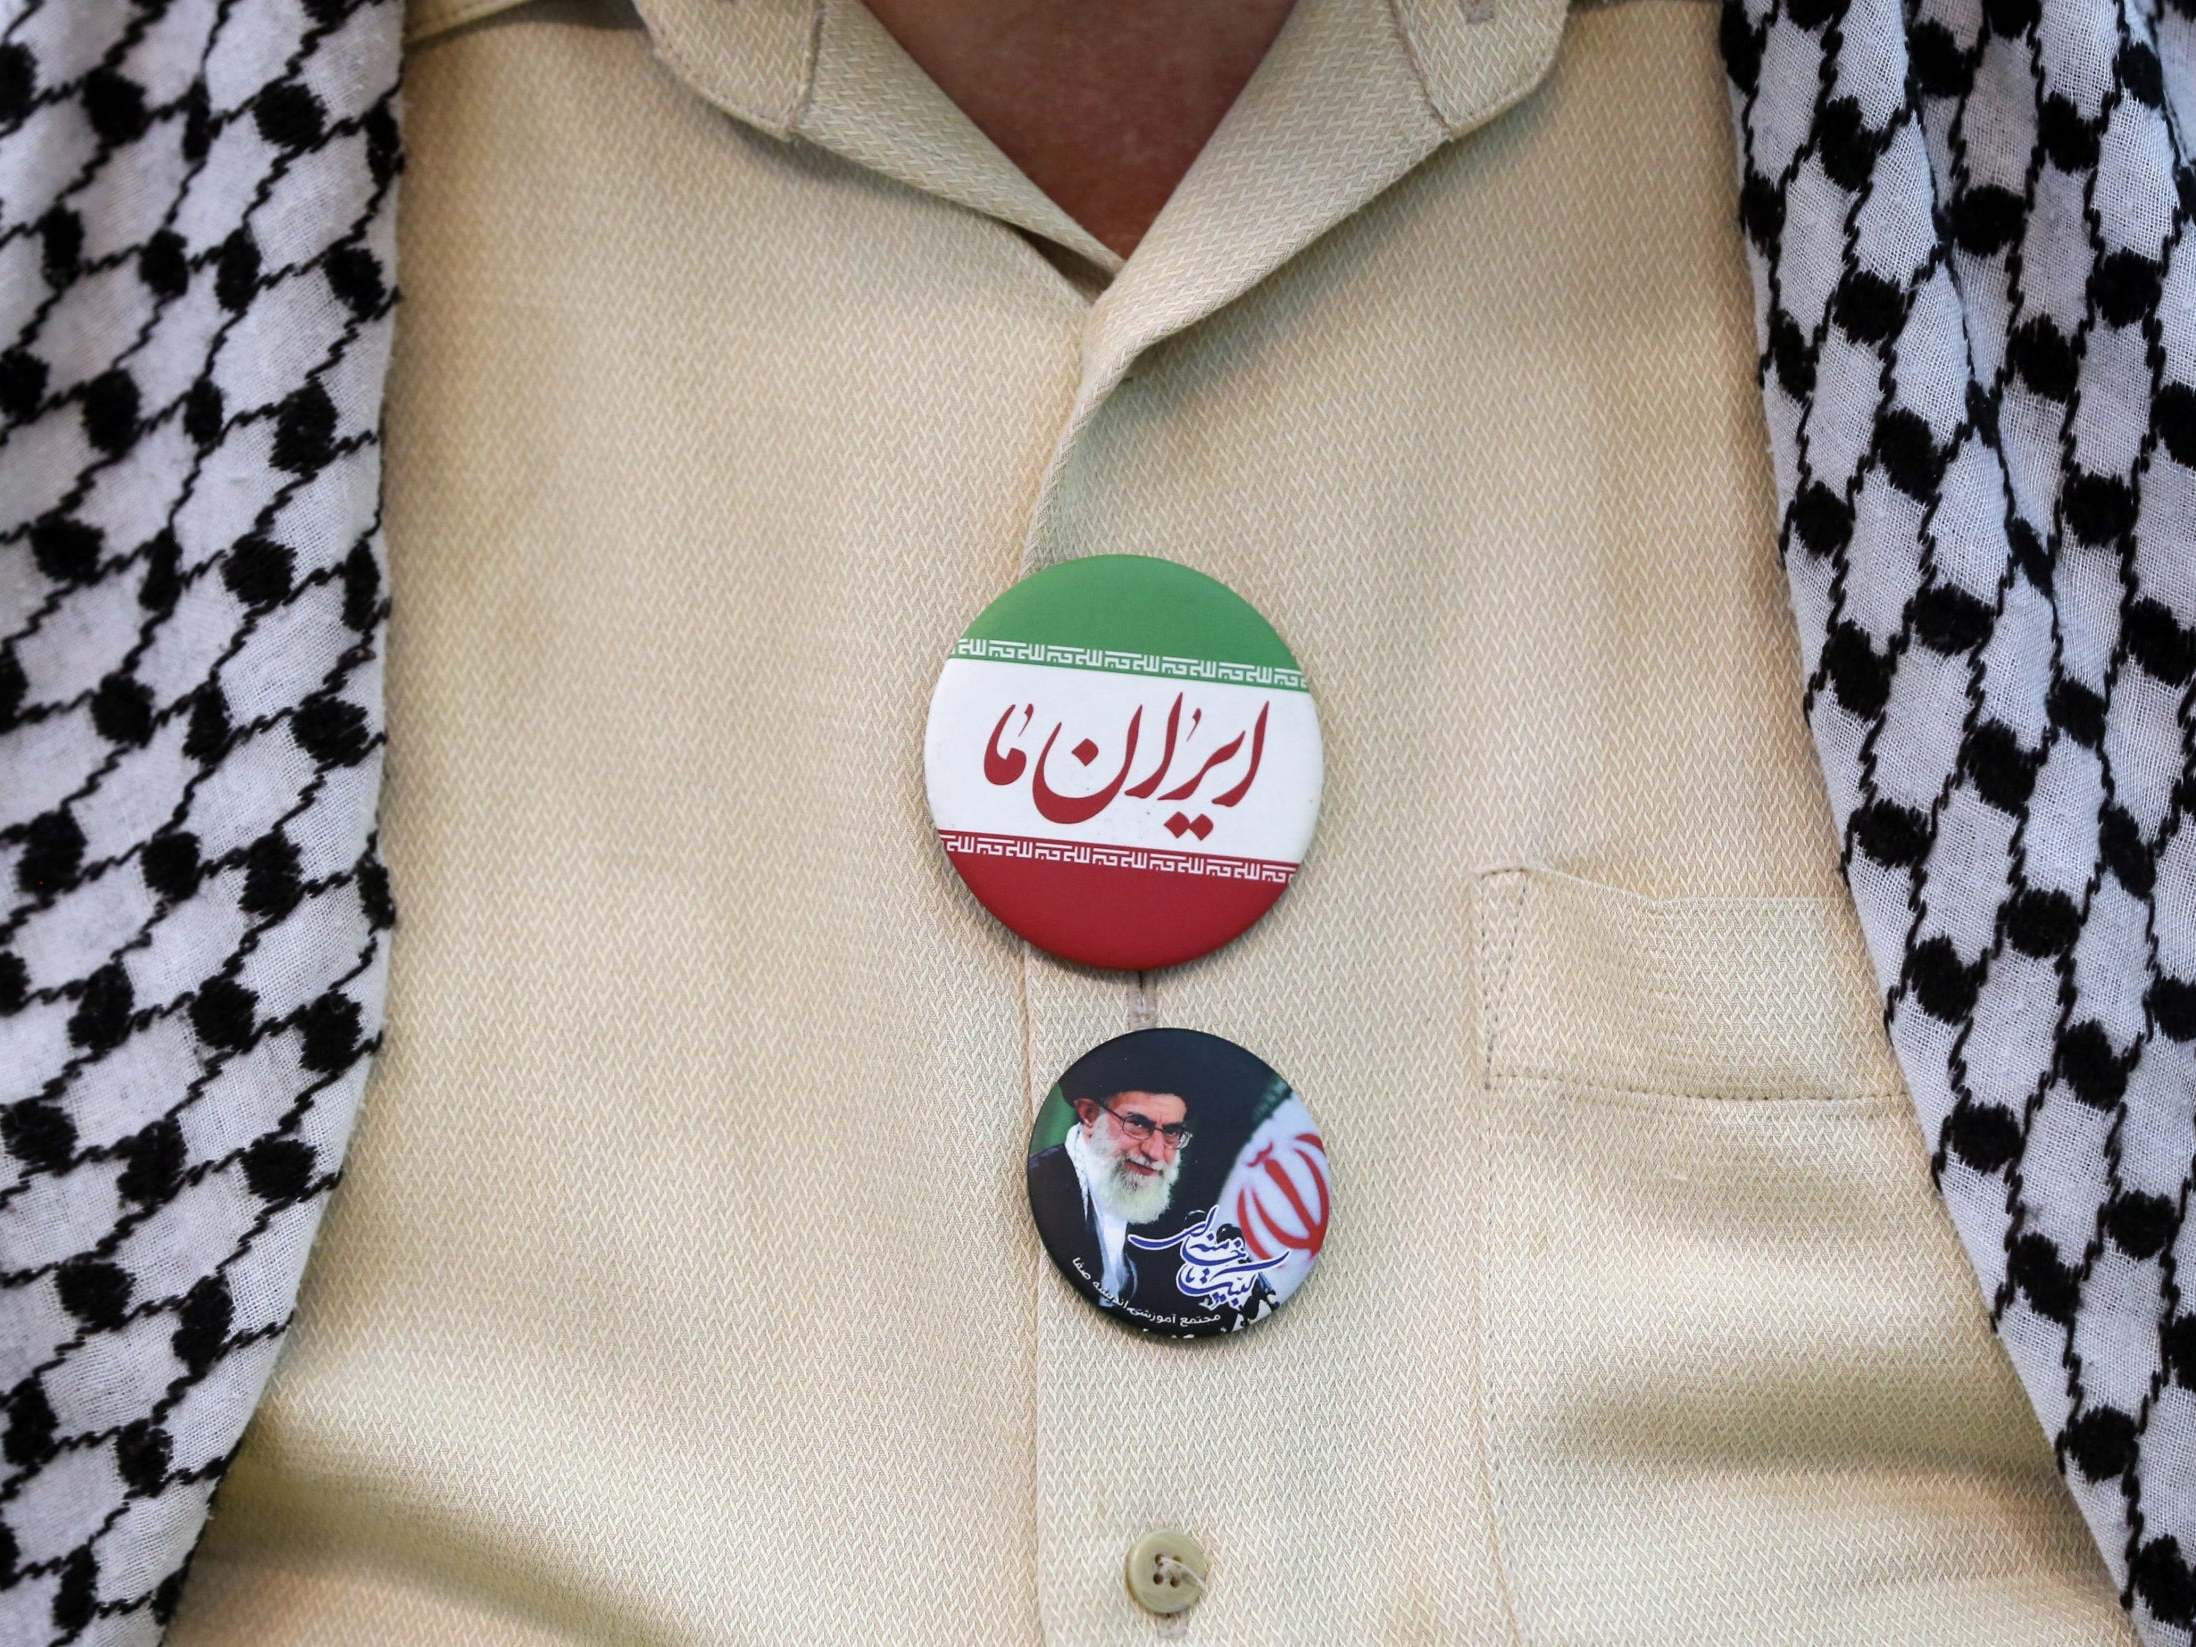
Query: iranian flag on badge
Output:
[[924, 555, 1323, 971]]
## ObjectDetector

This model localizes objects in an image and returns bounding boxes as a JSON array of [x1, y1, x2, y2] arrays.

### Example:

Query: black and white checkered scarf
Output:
[[0, 0, 397, 1638], [0, 0, 2190, 1639], [1724, 0, 2196, 1634]]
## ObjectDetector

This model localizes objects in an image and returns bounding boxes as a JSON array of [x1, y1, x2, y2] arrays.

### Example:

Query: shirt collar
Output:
[[410, 0, 1569, 295], [623, 0, 1567, 147], [624, 0, 1569, 288], [408, 0, 1573, 460]]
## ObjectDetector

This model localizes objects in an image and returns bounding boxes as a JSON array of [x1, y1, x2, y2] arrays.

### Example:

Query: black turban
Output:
[[1057, 1028, 1265, 1116]]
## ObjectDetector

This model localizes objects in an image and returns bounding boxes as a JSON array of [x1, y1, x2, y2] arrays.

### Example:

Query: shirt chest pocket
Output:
[[1467, 867, 2117, 1645]]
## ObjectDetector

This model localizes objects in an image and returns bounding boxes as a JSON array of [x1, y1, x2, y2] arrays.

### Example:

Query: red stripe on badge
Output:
[[939, 830, 1298, 971]]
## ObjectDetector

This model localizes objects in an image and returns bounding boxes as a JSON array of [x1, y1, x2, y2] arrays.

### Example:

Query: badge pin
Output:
[[1027, 1028, 1332, 1337], [925, 556, 1323, 971]]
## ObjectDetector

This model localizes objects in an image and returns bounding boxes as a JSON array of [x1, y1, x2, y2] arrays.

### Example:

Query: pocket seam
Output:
[[1472, 863, 1903, 1104], [1473, 864, 1530, 1093]]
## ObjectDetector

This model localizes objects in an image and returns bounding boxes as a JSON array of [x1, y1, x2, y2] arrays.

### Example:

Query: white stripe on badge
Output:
[[925, 658, 1322, 864]]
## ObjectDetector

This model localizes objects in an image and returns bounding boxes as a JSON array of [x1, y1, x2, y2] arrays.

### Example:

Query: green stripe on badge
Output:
[[958, 555, 1307, 689]]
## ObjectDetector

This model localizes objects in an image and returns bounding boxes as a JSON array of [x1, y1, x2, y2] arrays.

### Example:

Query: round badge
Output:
[[925, 556, 1321, 971], [1026, 1028, 1332, 1337]]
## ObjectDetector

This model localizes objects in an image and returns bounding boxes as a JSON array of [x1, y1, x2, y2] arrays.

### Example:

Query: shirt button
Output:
[[1125, 1529, 1209, 1616]]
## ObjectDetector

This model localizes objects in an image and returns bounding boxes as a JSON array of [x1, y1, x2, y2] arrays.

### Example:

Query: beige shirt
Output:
[[170, 0, 2138, 1640]]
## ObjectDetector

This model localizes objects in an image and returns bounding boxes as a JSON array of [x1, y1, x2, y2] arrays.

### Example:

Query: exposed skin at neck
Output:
[[857, 0, 1300, 259]]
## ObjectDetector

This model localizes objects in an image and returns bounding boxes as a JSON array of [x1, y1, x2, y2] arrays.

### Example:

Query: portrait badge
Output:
[[1026, 1028, 1332, 1337], [925, 556, 1322, 970]]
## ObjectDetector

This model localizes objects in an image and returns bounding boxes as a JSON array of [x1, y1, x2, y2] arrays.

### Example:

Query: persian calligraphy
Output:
[[983, 692, 1272, 835], [1127, 1207, 1285, 1312]]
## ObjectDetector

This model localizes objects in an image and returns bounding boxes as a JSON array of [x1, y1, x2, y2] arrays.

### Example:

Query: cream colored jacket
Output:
[[172, 0, 2139, 1639]]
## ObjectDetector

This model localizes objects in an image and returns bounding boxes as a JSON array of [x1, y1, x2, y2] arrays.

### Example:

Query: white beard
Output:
[[1083, 1126, 1180, 1226]]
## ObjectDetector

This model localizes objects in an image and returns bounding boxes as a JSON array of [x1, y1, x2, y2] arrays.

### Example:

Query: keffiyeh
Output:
[[1722, 0, 2196, 1635], [0, 0, 398, 1638]]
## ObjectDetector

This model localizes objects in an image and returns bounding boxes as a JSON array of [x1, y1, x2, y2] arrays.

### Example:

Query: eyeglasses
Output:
[[1095, 1097, 1192, 1148]]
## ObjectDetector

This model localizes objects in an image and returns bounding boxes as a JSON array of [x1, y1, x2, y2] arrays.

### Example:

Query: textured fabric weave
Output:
[[165, 1, 2132, 1640], [1720, 0, 2196, 1634], [0, 0, 399, 1640]]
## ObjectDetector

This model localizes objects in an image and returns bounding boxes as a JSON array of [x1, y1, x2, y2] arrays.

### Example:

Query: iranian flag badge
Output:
[[924, 556, 1322, 970]]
